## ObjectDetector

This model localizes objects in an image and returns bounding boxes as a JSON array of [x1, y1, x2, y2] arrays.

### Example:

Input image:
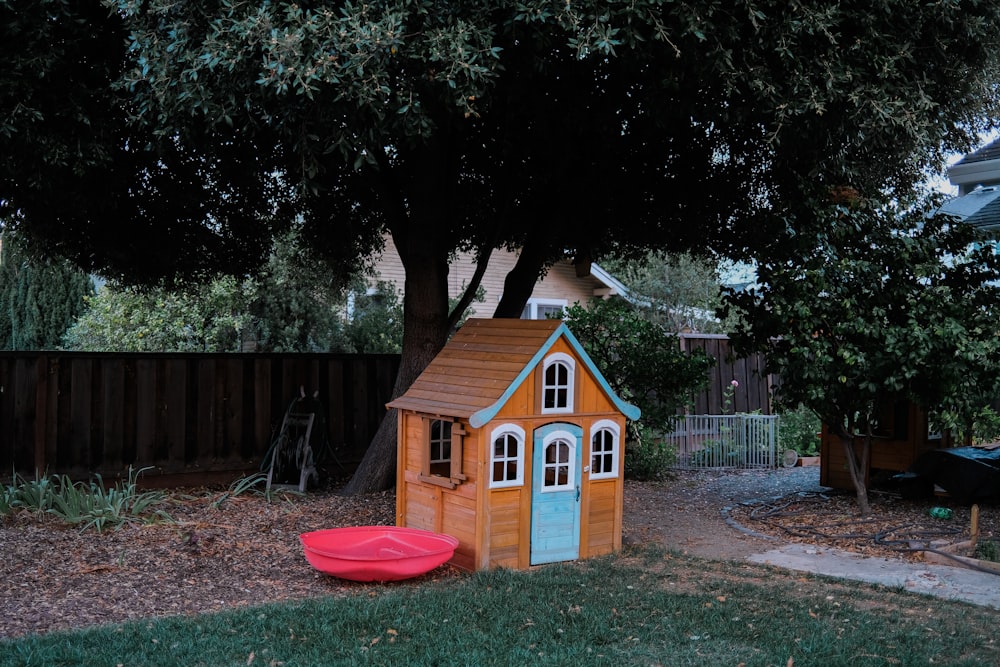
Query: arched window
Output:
[[541, 352, 575, 414], [490, 424, 525, 488], [590, 420, 620, 479], [540, 431, 576, 492]]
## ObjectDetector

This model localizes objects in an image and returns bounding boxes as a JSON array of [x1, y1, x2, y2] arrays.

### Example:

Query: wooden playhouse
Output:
[[389, 318, 640, 571]]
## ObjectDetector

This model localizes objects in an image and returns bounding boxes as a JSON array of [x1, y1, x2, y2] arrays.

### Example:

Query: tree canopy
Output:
[[724, 196, 1000, 514], [4, 1, 1000, 491]]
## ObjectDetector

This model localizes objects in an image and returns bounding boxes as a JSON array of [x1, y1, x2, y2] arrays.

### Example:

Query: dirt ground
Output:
[[1, 467, 996, 639]]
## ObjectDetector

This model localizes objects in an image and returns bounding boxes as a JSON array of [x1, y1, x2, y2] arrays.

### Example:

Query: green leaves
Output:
[[563, 298, 713, 432], [1, 467, 168, 532], [727, 194, 1000, 441]]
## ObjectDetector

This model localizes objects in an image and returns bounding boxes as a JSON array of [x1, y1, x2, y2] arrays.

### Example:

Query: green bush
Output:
[[624, 426, 677, 481], [563, 299, 713, 432], [778, 404, 822, 456], [975, 540, 1000, 563]]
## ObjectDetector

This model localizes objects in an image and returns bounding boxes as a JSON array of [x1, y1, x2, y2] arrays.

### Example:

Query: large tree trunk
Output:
[[493, 242, 551, 318], [341, 233, 452, 495]]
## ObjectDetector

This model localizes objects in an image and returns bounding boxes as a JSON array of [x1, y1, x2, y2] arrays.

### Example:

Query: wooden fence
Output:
[[0, 335, 767, 484], [678, 334, 775, 415], [0, 352, 399, 484]]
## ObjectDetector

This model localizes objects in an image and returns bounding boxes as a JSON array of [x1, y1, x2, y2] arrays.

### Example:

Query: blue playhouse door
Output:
[[530, 423, 583, 565]]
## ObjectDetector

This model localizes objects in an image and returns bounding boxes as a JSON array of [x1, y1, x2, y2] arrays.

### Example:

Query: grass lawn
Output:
[[2, 546, 997, 667]]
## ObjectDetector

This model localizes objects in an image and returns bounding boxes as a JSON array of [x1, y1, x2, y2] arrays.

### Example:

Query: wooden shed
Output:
[[389, 318, 640, 571], [820, 401, 948, 490]]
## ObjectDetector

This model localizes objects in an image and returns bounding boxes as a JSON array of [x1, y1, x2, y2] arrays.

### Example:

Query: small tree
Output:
[[601, 251, 733, 333], [725, 196, 1000, 515], [0, 231, 93, 350]]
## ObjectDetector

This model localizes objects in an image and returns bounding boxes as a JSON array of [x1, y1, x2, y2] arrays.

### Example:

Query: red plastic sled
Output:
[[300, 526, 459, 582]]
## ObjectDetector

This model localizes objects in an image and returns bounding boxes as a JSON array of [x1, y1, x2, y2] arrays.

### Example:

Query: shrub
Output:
[[624, 426, 677, 481], [563, 299, 713, 432], [778, 404, 822, 456]]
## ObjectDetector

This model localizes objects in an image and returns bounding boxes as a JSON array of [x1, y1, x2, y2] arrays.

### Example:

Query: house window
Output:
[[542, 352, 575, 414], [541, 431, 576, 492], [419, 417, 466, 489], [429, 419, 452, 477], [490, 424, 525, 488], [521, 298, 567, 320], [590, 420, 620, 479]]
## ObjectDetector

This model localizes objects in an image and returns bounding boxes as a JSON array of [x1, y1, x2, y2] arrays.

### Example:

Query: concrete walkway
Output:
[[747, 543, 1000, 610], [701, 467, 1000, 609]]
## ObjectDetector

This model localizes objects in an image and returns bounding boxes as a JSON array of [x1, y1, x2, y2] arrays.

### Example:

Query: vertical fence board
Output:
[[196, 358, 216, 461], [43, 359, 59, 473], [253, 358, 272, 458], [326, 359, 347, 451], [9, 359, 33, 471], [102, 358, 125, 471], [163, 359, 187, 471], [349, 358, 368, 450], [223, 358, 245, 461], [0, 358, 12, 471], [121, 360, 137, 466], [69, 359, 96, 472], [135, 359, 157, 466]]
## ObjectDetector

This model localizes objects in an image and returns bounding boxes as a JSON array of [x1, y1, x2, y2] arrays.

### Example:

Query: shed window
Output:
[[541, 352, 575, 414], [490, 424, 525, 489], [590, 420, 620, 479]]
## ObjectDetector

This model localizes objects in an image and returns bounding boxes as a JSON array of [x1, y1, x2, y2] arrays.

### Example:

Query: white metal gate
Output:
[[665, 415, 778, 469]]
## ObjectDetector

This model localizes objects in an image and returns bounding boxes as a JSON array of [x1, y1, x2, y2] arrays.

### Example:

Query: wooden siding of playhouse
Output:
[[390, 319, 636, 571]]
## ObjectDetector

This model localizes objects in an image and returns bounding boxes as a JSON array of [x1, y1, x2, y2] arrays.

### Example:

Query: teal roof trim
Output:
[[468, 322, 641, 428]]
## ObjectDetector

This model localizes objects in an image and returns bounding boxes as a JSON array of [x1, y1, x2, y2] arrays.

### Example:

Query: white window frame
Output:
[[521, 297, 568, 320], [541, 352, 575, 414], [540, 430, 576, 493], [589, 419, 620, 479], [489, 424, 525, 489]]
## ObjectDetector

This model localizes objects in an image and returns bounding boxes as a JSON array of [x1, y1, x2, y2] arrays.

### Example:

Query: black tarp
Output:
[[907, 446, 1000, 504]]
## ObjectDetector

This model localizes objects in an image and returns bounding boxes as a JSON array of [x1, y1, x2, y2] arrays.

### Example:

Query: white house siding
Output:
[[373, 236, 615, 318]]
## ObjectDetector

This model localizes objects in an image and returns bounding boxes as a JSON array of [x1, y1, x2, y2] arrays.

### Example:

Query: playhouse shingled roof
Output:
[[387, 318, 640, 428]]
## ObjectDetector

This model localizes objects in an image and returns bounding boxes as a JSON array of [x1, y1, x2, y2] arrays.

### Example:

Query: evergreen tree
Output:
[[0, 231, 93, 350]]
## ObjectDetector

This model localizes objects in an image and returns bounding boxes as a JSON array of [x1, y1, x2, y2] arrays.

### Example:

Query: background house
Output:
[[940, 137, 1000, 231], [372, 237, 630, 318]]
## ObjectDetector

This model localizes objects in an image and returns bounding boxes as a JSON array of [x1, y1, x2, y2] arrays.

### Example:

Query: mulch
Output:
[[0, 485, 401, 639], [730, 488, 1000, 562], [2, 472, 998, 640]]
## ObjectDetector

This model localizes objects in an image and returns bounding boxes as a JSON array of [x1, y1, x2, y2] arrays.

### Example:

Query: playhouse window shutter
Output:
[[419, 416, 465, 488], [450, 423, 467, 481]]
